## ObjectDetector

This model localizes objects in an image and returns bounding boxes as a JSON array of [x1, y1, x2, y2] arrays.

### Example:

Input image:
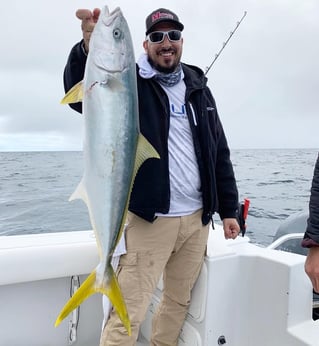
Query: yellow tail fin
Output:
[[55, 266, 131, 335], [103, 266, 131, 335]]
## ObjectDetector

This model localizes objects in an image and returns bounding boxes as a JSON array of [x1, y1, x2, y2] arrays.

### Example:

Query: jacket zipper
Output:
[[188, 102, 198, 126]]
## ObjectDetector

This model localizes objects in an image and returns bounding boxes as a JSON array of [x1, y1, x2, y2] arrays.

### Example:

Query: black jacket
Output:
[[64, 40, 238, 225], [303, 153, 319, 246]]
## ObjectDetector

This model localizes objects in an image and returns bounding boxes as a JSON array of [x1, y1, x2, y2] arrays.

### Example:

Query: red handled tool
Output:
[[238, 198, 250, 236]]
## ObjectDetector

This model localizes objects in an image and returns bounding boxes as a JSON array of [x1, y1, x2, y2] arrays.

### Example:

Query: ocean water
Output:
[[0, 149, 317, 246]]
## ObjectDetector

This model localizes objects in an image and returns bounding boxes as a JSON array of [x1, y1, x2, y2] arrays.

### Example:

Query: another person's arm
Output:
[[302, 154, 319, 292]]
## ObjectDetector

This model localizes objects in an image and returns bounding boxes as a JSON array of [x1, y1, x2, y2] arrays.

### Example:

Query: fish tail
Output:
[[54, 270, 96, 327], [54, 267, 131, 336], [101, 265, 131, 336]]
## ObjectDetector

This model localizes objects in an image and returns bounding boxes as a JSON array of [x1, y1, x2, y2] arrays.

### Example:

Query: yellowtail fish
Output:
[[55, 6, 159, 335]]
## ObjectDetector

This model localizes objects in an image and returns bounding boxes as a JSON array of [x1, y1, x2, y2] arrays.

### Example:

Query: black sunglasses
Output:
[[146, 30, 182, 44]]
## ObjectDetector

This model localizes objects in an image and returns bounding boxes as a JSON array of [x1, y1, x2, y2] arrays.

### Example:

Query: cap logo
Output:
[[152, 11, 174, 23]]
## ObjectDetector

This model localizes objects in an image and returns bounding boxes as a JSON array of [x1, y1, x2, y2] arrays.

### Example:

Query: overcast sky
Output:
[[0, 0, 318, 151]]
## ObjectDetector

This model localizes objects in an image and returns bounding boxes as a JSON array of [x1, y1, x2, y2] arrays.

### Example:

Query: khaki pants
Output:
[[100, 209, 209, 346]]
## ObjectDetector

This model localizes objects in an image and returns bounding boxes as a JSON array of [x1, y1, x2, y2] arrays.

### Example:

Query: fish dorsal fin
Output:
[[113, 134, 160, 249], [61, 81, 84, 104], [133, 134, 160, 178]]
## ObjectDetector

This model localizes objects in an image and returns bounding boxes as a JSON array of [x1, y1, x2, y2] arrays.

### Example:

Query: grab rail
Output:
[[266, 233, 304, 250]]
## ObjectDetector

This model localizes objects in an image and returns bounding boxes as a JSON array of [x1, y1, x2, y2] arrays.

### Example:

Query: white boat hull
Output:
[[0, 231, 102, 346], [0, 227, 318, 345]]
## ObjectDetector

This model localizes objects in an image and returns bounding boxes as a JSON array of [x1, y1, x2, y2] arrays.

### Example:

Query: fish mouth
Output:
[[94, 52, 127, 73], [102, 6, 122, 26], [95, 5, 128, 73]]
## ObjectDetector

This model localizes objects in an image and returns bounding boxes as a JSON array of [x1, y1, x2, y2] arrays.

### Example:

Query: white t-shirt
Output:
[[137, 53, 202, 216], [158, 80, 203, 216]]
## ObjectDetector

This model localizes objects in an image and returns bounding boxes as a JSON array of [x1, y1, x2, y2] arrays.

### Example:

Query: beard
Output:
[[147, 48, 181, 74]]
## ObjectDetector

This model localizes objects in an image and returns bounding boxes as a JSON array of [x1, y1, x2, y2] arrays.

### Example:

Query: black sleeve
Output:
[[63, 40, 87, 113], [206, 88, 239, 219], [304, 154, 319, 244], [215, 116, 239, 219]]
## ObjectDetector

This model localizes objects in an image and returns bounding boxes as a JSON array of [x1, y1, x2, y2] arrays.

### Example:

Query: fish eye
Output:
[[113, 28, 122, 40]]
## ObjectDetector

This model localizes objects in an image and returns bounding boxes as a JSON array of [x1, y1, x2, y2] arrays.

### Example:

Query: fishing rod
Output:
[[205, 11, 247, 76]]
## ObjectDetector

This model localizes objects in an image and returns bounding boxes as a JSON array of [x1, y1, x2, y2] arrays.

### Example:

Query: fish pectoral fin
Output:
[[60, 81, 84, 104], [97, 266, 131, 336], [101, 74, 124, 92], [133, 134, 160, 177], [54, 266, 131, 336], [55, 270, 96, 327]]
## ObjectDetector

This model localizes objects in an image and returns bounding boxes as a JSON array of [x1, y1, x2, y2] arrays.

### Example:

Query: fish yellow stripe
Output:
[[55, 266, 131, 335]]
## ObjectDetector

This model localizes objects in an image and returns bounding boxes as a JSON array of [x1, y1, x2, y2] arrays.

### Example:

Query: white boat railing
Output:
[[266, 232, 304, 250]]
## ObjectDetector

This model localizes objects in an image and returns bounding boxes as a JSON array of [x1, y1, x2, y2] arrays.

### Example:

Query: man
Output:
[[64, 7, 240, 346], [302, 153, 319, 293]]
